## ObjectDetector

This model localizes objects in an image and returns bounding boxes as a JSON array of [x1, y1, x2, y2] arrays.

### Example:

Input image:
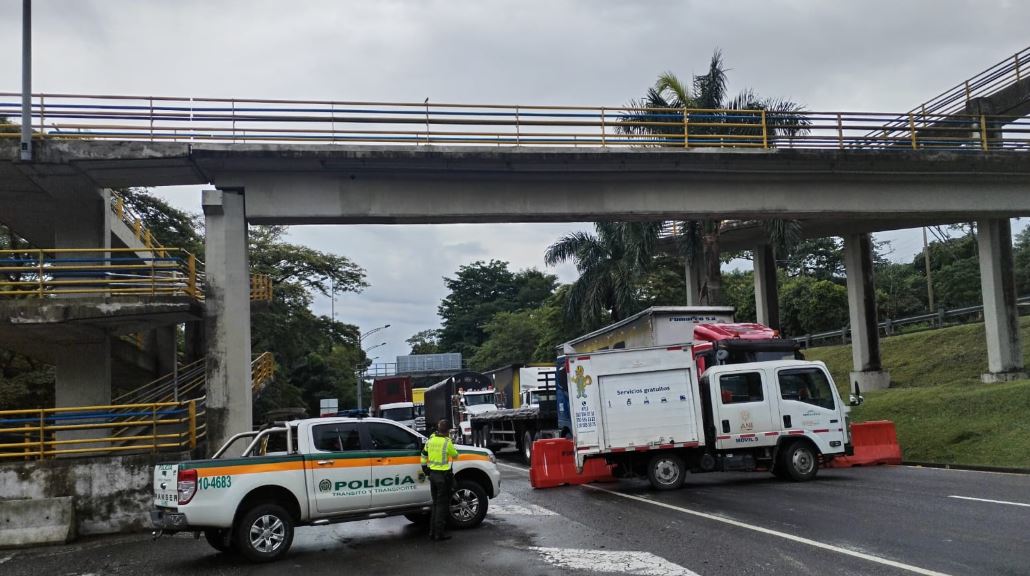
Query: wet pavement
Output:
[[2, 457, 1028, 576]]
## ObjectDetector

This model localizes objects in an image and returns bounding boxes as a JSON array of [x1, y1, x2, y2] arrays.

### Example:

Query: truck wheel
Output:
[[647, 454, 686, 490], [204, 528, 233, 553], [780, 441, 819, 482], [404, 512, 431, 526], [233, 503, 294, 563], [521, 430, 536, 464], [448, 479, 489, 529]]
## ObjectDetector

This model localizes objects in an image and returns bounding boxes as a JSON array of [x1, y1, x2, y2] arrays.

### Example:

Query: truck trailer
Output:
[[469, 364, 561, 462], [371, 376, 413, 416], [423, 371, 493, 438], [567, 344, 853, 490]]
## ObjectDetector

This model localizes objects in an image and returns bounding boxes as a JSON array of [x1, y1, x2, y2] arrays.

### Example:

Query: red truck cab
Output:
[[692, 323, 803, 375]]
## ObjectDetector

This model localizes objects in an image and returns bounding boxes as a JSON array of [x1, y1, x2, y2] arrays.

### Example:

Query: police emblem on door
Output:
[[319, 478, 332, 492]]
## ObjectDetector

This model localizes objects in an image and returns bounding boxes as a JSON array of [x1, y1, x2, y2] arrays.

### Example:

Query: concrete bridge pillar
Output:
[[202, 189, 252, 454], [753, 244, 780, 330], [976, 219, 1026, 383], [684, 254, 703, 306], [54, 337, 112, 450], [843, 233, 890, 393]]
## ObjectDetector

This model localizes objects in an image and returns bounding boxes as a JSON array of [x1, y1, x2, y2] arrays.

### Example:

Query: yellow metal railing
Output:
[[250, 273, 273, 302], [0, 247, 201, 299], [0, 399, 203, 460], [1, 92, 1028, 151], [109, 190, 169, 257], [251, 351, 276, 396]]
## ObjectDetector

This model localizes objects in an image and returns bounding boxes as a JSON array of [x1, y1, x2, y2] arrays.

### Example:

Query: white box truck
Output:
[[567, 345, 852, 490]]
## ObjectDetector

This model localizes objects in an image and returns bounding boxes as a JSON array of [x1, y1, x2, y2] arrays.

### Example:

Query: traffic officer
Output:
[[421, 419, 459, 541]]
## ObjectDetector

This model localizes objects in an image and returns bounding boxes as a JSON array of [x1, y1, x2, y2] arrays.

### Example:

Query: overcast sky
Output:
[[2, 1, 1027, 364]]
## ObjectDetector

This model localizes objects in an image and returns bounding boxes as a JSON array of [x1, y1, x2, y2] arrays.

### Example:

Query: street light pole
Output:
[[21, 0, 32, 161]]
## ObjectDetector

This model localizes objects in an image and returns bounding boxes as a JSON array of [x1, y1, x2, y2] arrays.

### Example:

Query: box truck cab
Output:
[[568, 345, 851, 490]]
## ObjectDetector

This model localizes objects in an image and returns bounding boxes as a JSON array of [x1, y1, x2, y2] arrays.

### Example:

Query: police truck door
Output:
[[305, 422, 372, 515], [366, 421, 432, 509]]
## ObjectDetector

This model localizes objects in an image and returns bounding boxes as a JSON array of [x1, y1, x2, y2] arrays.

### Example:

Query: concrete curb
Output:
[[0, 496, 76, 548]]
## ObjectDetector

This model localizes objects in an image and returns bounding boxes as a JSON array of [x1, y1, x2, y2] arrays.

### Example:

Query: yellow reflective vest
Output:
[[421, 432, 458, 471]]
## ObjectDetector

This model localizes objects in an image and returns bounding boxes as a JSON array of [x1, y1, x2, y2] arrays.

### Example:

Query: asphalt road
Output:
[[3, 461, 1027, 576]]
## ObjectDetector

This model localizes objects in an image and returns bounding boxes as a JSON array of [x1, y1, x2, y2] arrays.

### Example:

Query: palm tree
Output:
[[620, 50, 808, 305], [545, 221, 663, 327]]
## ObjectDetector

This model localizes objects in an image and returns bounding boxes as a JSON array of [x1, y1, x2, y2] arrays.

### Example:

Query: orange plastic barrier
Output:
[[529, 438, 616, 489], [831, 420, 903, 468]]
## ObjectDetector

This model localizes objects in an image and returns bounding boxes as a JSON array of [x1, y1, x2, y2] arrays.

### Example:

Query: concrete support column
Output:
[[684, 255, 702, 306], [203, 189, 252, 454], [977, 219, 1026, 383], [753, 244, 779, 329], [843, 233, 890, 393], [54, 189, 110, 291], [153, 325, 177, 378], [54, 337, 111, 449]]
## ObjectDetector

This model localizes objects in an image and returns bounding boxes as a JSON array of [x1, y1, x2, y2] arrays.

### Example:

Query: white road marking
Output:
[[948, 495, 1030, 508], [491, 502, 558, 515], [583, 485, 954, 576], [496, 461, 530, 473], [530, 546, 700, 576], [0, 554, 13, 565]]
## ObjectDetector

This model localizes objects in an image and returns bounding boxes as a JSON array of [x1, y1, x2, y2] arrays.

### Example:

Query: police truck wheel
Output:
[[781, 441, 819, 482], [447, 479, 488, 529], [233, 503, 294, 563], [204, 528, 233, 553], [647, 454, 686, 490], [522, 430, 536, 464]]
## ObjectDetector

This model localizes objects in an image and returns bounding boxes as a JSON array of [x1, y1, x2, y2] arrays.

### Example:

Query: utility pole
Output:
[[21, 0, 32, 161], [922, 227, 935, 312]]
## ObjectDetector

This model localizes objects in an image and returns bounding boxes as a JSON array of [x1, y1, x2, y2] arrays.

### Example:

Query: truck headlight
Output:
[[488, 451, 496, 464]]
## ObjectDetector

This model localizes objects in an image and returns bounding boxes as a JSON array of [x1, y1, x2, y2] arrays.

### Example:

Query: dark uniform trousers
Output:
[[428, 469, 454, 538]]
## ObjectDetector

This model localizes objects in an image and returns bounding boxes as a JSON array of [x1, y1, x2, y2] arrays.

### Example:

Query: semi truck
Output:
[[567, 344, 853, 490], [371, 376, 413, 416], [423, 371, 494, 438], [377, 401, 418, 430], [469, 365, 561, 462]]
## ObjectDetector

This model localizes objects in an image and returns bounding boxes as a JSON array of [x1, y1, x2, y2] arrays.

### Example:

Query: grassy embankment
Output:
[[804, 317, 1030, 469]]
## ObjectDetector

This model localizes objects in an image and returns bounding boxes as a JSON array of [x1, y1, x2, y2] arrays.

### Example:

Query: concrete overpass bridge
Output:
[[2, 46, 1029, 448]]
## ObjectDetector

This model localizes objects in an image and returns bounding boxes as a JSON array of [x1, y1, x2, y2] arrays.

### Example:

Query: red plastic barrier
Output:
[[831, 420, 903, 468], [529, 438, 616, 489]]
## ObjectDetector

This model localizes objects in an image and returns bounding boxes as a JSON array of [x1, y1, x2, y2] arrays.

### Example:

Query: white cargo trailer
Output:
[[568, 345, 852, 490]]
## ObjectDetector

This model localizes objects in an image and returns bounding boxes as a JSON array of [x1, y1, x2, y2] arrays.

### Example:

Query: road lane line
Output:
[[948, 495, 1030, 508], [529, 547, 701, 576], [496, 461, 530, 473], [582, 484, 953, 576]]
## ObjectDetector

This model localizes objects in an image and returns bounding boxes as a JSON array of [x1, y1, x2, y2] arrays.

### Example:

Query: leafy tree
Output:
[[406, 329, 442, 355], [544, 222, 662, 326], [437, 260, 554, 357], [782, 237, 845, 280], [1015, 227, 1030, 295], [469, 310, 545, 371], [721, 270, 758, 323], [619, 50, 807, 304], [117, 187, 204, 255], [779, 276, 849, 336]]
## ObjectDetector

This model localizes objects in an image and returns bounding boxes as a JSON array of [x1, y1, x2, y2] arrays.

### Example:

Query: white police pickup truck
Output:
[[151, 417, 501, 562]]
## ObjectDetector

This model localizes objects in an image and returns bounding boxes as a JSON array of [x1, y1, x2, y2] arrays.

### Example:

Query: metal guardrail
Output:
[[114, 352, 276, 406], [795, 296, 1030, 346], [0, 247, 200, 298], [361, 360, 470, 379], [0, 247, 272, 303], [872, 46, 1030, 142], [0, 399, 203, 460], [1, 92, 1029, 151]]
